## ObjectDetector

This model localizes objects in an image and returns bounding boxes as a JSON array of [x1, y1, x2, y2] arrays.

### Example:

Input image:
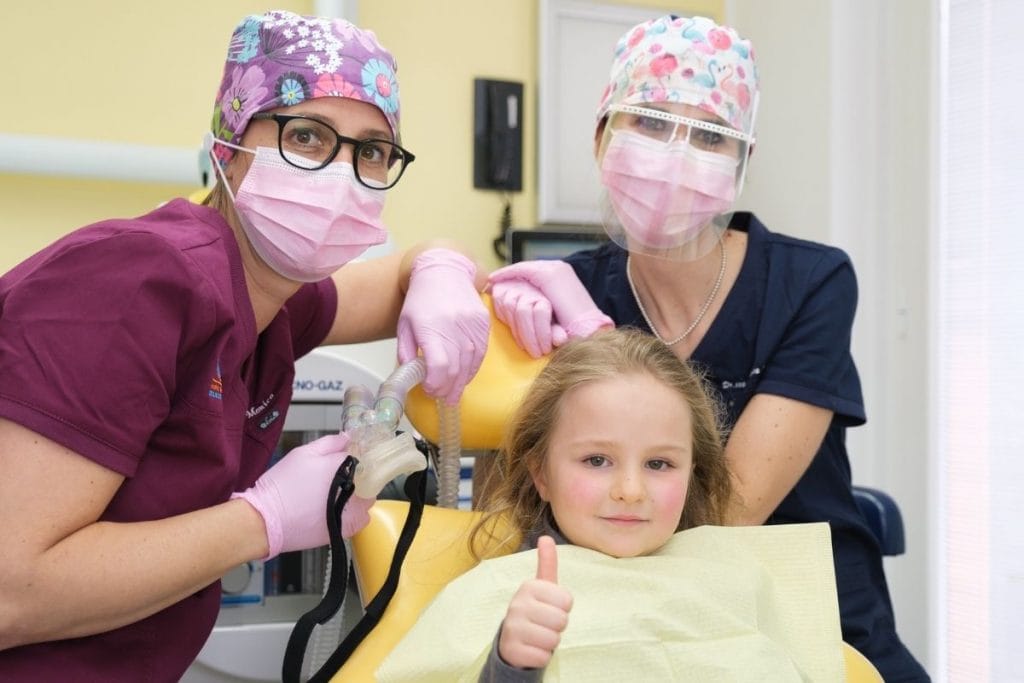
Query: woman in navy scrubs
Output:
[[487, 15, 929, 682]]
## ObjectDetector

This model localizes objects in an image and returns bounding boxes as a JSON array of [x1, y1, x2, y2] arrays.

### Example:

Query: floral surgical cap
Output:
[[210, 10, 400, 161], [596, 15, 759, 135]]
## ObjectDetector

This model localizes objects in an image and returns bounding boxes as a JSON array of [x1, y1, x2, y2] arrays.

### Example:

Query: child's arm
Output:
[[478, 536, 573, 681]]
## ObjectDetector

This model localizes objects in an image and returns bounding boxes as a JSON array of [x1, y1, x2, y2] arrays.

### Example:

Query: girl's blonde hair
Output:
[[471, 327, 731, 557]]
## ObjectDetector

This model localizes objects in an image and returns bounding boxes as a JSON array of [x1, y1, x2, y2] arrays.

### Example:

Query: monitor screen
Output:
[[507, 228, 608, 263]]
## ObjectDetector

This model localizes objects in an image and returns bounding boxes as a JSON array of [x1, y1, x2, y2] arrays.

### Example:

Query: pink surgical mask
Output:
[[215, 143, 387, 282], [600, 131, 738, 250]]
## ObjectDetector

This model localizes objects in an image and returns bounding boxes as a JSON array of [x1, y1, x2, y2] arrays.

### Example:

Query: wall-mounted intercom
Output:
[[473, 78, 523, 192]]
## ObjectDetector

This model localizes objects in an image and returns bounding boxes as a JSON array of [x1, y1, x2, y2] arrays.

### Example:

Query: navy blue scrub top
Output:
[[566, 212, 930, 682]]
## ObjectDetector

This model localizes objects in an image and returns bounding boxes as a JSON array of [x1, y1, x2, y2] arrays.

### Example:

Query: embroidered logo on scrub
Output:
[[209, 361, 224, 400], [259, 409, 280, 430]]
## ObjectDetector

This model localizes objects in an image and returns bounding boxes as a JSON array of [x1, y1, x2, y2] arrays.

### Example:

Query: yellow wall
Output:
[[1, 1, 312, 145], [0, 0, 313, 273], [1, 0, 720, 273]]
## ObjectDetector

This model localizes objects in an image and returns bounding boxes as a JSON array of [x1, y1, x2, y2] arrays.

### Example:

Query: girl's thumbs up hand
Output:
[[497, 536, 574, 669]]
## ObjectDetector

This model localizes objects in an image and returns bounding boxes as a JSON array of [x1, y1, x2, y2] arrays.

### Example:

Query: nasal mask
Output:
[[283, 359, 430, 683]]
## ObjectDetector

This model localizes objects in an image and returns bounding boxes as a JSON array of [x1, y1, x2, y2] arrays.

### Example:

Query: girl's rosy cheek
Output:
[[656, 480, 689, 514], [563, 476, 603, 502]]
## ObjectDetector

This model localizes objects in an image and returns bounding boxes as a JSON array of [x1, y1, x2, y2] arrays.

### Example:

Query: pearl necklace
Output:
[[626, 240, 727, 347]]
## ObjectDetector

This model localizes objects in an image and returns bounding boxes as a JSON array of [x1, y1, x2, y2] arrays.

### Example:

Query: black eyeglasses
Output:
[[252, 113, 415, 190]]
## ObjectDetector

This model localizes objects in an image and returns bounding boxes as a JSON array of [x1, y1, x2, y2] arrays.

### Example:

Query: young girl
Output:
[[378, 329, 845, 682], [474, 325, 731, 554], [474, 327, 731, 677]]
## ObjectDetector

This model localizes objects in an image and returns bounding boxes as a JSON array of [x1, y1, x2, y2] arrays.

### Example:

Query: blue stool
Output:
[[851, 486, 905, 556]]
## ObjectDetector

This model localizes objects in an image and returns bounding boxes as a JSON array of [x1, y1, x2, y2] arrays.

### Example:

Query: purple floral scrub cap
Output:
[[210, 10, 400, 163], [596, 15, 759, 135]]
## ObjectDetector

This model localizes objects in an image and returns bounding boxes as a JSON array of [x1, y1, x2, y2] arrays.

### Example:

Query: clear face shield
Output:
[[596, 103, 755, 261]]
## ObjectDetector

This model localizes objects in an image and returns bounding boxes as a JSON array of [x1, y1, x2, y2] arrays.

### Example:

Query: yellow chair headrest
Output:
[[404, 293, 548, 450]]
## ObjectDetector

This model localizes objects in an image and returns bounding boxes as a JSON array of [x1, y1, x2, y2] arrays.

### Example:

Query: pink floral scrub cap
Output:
[[210, 10, 400, 159], [596, 15, 759, 135]]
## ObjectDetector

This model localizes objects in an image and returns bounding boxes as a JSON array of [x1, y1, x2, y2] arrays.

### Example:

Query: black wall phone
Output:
[[473, 78, 523, 192]]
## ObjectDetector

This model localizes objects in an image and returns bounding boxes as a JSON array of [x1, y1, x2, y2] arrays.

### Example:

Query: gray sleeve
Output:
[[478, 625, 546, 683]]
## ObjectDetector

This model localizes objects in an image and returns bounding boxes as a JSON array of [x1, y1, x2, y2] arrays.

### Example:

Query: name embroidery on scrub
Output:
[[720, 366, 761, 391], [247, 392, 276, 419], [208, 361, 223, 400]]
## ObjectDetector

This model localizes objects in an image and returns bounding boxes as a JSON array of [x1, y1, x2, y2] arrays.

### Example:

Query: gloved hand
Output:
[[397, 248, 490, 405], [232, 433, 374, 560], [489, 279, 569, 358], [488, 260, 613, 358]]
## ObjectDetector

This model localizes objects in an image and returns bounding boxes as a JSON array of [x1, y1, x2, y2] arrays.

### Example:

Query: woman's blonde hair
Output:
[[470, 327, 731, 557], [201, 181, 231, 217]]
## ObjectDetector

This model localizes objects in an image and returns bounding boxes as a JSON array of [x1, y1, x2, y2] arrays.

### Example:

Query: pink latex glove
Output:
[[489, 279, 569, 358], [397, 248, 490, 405], [232, 433, 374, 560], [488, 260, 613, 358]]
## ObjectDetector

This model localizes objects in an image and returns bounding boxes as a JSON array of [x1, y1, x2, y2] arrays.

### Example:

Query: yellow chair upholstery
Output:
[[843, 642, 885, 683], [334, 501, 882, 682], [334, 500, 519, 681]]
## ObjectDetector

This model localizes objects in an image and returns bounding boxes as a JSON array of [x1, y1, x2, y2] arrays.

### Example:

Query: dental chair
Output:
[[339, 502, 882, 682], [324, 301, 883, 682]]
